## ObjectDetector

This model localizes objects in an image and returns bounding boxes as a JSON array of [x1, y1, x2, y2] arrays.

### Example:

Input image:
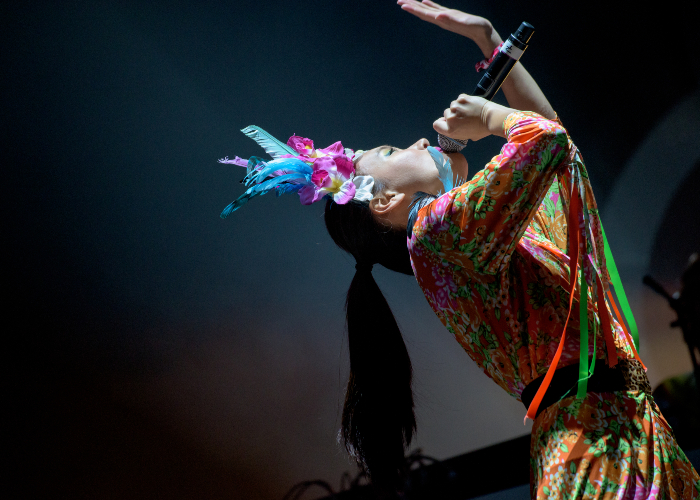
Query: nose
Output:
[[408, 138, 430, 150]]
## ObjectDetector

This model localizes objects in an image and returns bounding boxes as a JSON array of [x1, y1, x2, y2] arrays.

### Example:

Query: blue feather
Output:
[[275, 184, 304, 196], [241, 125, 298, 159], [220, 173, 308, 218], [427, 146, 454, 193], [244, 157, 313, 186]]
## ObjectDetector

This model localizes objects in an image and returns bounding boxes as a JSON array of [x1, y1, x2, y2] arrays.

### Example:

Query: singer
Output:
[[221, 1, 699, 498]]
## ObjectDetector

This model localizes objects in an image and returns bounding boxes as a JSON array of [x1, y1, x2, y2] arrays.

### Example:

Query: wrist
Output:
[[473, 23, 503, 58], [481, 102, 514, 138]]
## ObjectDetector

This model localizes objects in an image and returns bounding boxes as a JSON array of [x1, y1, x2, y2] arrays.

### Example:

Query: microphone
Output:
[[438, 22, 535, 153]]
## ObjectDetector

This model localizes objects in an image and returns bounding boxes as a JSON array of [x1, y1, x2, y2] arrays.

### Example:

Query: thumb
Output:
[[433, 117, 449, 135]]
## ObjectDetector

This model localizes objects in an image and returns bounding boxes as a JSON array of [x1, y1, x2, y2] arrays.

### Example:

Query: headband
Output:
[[219, 126, 373, 217]]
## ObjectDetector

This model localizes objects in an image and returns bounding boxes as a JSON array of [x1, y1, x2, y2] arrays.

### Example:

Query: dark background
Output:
[[4, 1, 699, 499]]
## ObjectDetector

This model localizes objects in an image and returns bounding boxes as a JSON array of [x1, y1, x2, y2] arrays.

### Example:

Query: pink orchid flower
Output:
[[289, 135, 348, 159], [298, 155, 356, 205], [287, 135, 315, 155], [316, 141, 344, 156]]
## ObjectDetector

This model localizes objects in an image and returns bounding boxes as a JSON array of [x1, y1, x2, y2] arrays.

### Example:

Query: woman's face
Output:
[[356, 138, 468, 227]]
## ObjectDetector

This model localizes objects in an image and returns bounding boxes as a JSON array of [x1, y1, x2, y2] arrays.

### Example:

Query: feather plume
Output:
[[218, 156, 249, 167], [241, 125, 298, 159], [220, 173, 309, 218], [244, 157, 312, 186], [427, 146, 454, 193], [275, 184, 304, 196]]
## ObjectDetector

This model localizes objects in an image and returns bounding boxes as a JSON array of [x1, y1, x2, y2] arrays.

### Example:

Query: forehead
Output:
[[354, 145, 389, 175]]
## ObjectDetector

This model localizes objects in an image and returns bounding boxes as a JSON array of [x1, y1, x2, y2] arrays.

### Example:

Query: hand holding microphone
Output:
[[433, 94, 514, 141], [437, 21, 534, 152]]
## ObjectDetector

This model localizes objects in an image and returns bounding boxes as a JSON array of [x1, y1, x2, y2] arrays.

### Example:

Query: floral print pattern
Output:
[[532, 391, 698, 499], [407, 112, 699, 498]]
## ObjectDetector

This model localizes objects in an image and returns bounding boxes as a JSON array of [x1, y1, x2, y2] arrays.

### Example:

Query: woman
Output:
[[222, 1, 700, 497], [326, 2, 699, 498]]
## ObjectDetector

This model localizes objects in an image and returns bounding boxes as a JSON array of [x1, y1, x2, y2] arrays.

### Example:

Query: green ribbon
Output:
[[577, 268, 589, 399], [600, 224, 640, 351], [576, 268, 598, 399]]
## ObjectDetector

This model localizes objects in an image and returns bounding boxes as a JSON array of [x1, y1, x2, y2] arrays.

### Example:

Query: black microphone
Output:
[[438, 22, 535, 153]]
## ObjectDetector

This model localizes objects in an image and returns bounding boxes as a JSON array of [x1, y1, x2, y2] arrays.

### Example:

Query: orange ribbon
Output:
[[525, 179, 581, 422]]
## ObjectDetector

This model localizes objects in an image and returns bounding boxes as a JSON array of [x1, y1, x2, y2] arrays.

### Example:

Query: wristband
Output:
[[475, 42, 504, 72]]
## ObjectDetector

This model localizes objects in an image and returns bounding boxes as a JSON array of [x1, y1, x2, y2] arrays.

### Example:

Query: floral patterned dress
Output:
[[407, 111, 700, 499]]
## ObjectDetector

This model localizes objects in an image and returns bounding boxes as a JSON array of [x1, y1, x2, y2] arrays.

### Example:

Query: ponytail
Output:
[[324, 199, 415, 490]]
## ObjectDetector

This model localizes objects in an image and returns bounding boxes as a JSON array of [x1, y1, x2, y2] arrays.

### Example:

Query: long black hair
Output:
[[324, 197, 415, 490]]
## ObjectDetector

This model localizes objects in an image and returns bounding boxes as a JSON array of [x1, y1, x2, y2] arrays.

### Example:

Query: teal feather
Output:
[[244, 157, 313, 186], [241, 125, 298, 159], [275, 184, 304, 196], [220, 173, 309, 218]]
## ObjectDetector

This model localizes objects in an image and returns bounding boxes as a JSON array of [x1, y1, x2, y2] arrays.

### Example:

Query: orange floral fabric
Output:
[[532, 391, 698, 499], [407, 112, 699, 498]]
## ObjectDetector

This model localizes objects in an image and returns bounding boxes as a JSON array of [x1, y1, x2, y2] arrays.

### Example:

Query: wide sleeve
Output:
[[409, 111, 571, 275]]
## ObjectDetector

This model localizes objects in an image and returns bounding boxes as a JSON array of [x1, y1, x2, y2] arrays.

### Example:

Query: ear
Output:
[[369, 190, 405, 217]]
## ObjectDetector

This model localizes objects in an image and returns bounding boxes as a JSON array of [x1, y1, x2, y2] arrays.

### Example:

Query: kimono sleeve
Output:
[[410, 111, 571, 275]]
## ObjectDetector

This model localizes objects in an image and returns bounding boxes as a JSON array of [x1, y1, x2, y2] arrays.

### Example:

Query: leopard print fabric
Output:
[[618, 358, 653, 395]]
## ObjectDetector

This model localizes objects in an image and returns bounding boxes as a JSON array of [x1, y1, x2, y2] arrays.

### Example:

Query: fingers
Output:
[[397, 1, 432, 17], [397, 2, 430, 20], [398, 0, 440, 10], [447, 95, 472, 114], [434, 94, 491, 140], [433, 117, 449, 134], [421, 0, 445, 9], [397, 0, 441, 17]]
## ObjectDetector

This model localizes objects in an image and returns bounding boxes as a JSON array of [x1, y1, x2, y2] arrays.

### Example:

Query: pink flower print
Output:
[[501, 142, 518, 158], [432, 265, 457, 292], [501, 143, 528, 171], [506, 378, 526, 396], [410, 242, 424, 257], [287, 135, 315, 155], [434, 194, 452, 216], [429, 287, 452, 309], [433, 219, 450, 234]]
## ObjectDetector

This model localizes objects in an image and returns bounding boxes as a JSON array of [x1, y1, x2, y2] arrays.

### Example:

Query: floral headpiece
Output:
[[219, 126, 373, 218]]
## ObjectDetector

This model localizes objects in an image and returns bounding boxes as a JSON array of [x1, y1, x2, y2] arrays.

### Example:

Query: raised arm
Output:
[[397, 0, 556, 120], [412, 110, 570, 275]]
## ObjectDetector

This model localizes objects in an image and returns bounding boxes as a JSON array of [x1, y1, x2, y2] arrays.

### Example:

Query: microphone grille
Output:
[[437, 134, 468, 153]]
